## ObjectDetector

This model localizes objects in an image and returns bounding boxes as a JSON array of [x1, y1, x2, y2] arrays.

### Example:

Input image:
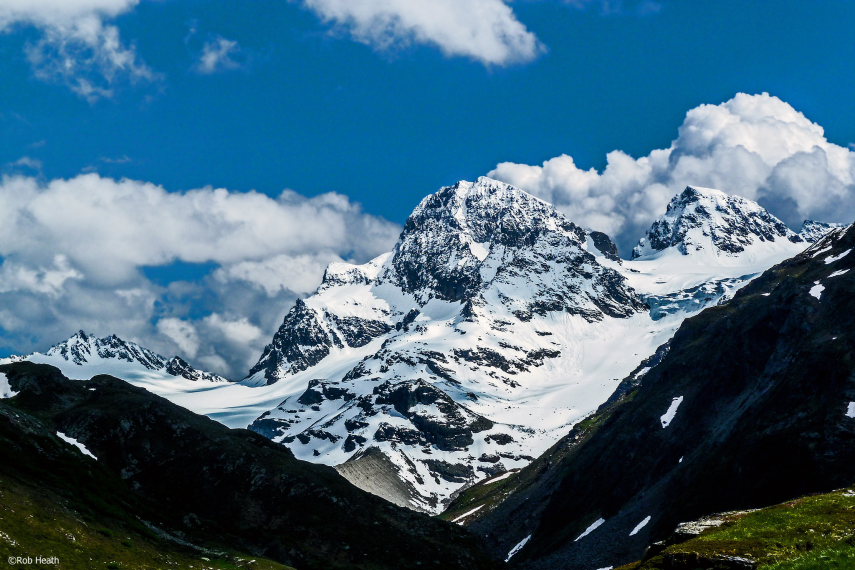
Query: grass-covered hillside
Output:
[[621, 487, 855, 570]]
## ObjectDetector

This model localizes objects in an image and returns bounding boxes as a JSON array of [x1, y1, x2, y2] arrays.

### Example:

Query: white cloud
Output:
[[0, 0, 154, 101], [302, 0, 543, 66], [214, 252, 344, 296], [0, 255, 82, 298], [196, 36, 240, 74], [0, 173, 400, 377], [0, 173, 398, 286], [202, 314, 263, 346], [7, 156, 43, 173], [489, 93, 855, 254], [157, 317, 200, 359]]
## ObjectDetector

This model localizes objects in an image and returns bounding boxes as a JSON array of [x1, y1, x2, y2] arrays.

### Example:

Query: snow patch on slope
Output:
[[825, 249, 852, 264], [629, 515, 652, 536], [505, 534, 532, 562], [574, 518, 606, 541], [56, 432, 97, 460], [660, 396, 683, 428], [0, 373, 17, 399]]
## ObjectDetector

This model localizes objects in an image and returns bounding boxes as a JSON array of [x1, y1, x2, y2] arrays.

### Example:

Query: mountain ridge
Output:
[[456, 221, 855, 569], [7, 330, 231, 384], [5, 178, 841, 516], [239, 179, 814, 512]]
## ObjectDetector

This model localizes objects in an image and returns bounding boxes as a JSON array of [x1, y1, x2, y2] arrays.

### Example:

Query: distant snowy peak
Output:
[[799, 219, 847, 243], [631, 186, 803, 259], [40, 331, 230, 383], [47, 330, 167, 369], [164, 356, 231, 383]]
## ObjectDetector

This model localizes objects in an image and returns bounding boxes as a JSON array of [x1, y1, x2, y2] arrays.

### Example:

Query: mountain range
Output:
[[5, 178, 836, 513], [3, 176, 852, 569]]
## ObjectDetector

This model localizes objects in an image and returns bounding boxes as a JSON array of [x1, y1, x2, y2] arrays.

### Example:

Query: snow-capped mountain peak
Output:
[[387, 177, 590, 303], [798, 219, 847, 243], [242, 178, 659, 511], [631, 185, 803, 259], [46, 330, 167, 370], [20, 331, 231, 384]]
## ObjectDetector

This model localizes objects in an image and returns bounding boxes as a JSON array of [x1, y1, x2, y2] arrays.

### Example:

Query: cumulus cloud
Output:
[[0, 173, 400, 377], [302, 0, 543, 66], [214, 253, 344, 296], [196, 36, 241, 74], [489, 93, 855, 254], [0, 0, 154, 101], [157, 317, 200, 359]]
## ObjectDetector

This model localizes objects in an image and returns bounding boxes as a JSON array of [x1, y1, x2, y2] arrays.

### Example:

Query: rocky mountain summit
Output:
[[631, 186, 803, 258], [7, 330, 230, 384], [799, 219, 847, 243]]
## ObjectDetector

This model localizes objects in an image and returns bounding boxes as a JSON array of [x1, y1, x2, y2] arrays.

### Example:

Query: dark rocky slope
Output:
[[0, 362, 501, 570], [461, 223, 855, 569]]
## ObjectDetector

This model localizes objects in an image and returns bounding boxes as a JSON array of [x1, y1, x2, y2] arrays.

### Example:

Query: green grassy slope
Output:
[[621, 487, 855, 570]]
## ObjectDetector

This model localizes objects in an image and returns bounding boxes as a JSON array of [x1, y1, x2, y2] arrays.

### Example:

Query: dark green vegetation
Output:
[[619, 487, 855, 570], [0, 362, 501, 570], [457, 224, 855, 569], [0, 474, 291, 570]]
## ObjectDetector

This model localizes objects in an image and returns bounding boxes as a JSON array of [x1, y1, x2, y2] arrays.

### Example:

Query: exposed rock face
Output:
[[632, 186, 802, 258], [334, 446, 429, 512], [465, 224, 855, 569], [248, 299, 339, 385], [164, 356, 229, 383]]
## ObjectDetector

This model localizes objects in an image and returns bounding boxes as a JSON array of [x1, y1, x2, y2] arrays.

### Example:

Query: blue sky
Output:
[[3, 1, 853, 220], [0, 0, 854, 374]]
